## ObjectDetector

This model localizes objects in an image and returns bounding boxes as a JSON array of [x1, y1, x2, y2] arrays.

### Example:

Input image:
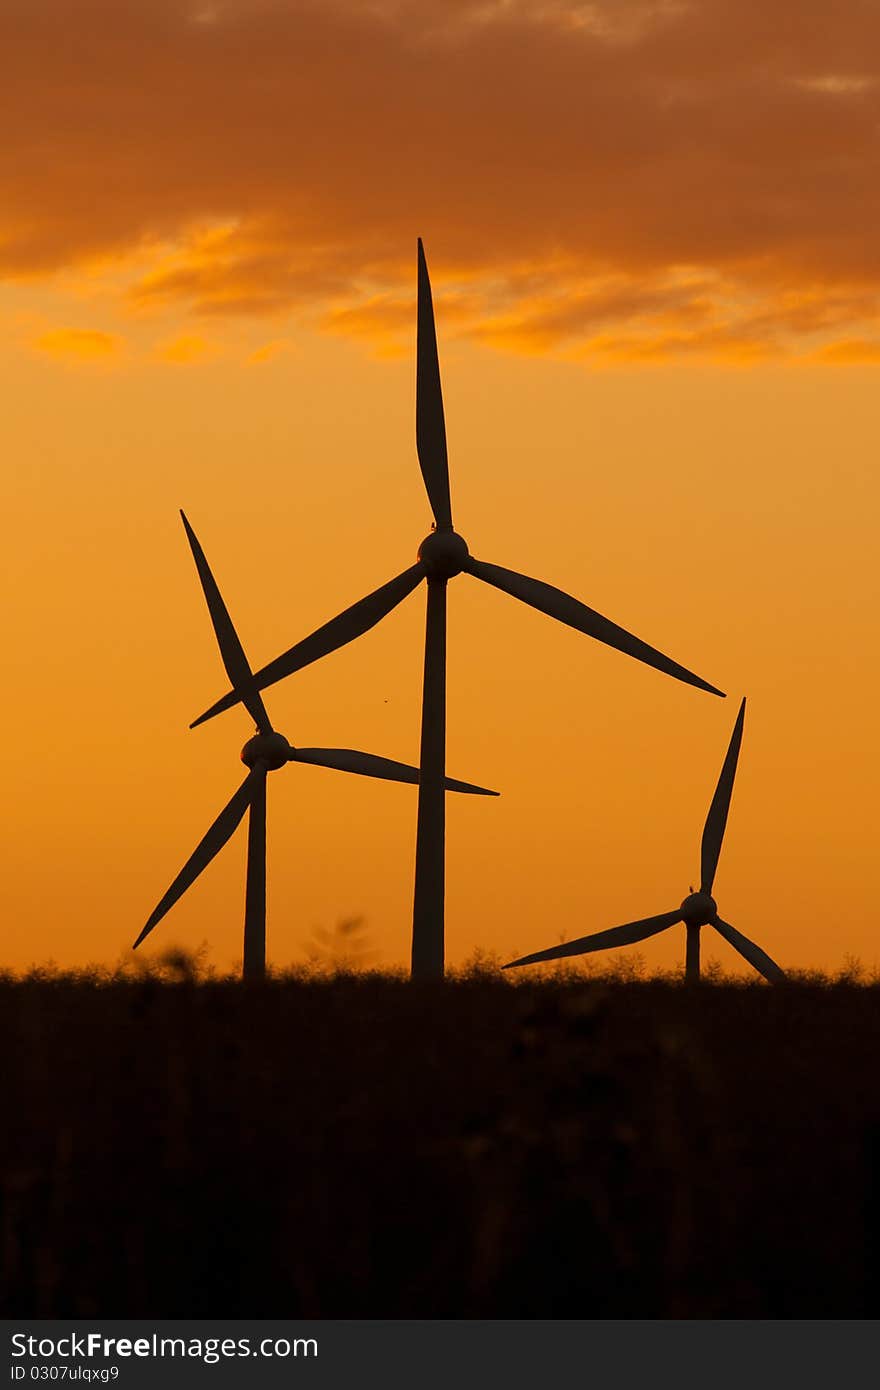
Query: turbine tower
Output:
[[189, 241, 725, 981], [504, 698, 786, 983], [135, 512, 497, 978]]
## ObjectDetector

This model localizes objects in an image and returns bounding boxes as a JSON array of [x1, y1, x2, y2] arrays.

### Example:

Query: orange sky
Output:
[[3, 0, 878, 976]]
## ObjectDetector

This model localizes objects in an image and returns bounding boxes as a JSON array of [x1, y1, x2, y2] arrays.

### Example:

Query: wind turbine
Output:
[[134, 511, 498, 979], [189, 240, 725, 981], [504, 698, 786, 983]]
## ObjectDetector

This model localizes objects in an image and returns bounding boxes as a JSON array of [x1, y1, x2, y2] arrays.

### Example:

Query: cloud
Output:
[[4, 0, 880, 360], [34, 327, 122, 362], [156, 333, 217, 364], [320, 286, 486, 357], [248, 338, 293, 364], [794, 74, 875, 94], [814, 338, 880, 364]]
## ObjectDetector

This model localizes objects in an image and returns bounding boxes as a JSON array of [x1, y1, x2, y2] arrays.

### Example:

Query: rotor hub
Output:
[[417, 529, 469, 578], [680, 891, 717, 926], [241, 731, 292, 771]]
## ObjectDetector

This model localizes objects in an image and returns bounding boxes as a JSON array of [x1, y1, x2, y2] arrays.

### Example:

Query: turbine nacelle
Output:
[[417, 529, 469, 578], [680, 891, 717, 926], [241, 731, 292, 770]]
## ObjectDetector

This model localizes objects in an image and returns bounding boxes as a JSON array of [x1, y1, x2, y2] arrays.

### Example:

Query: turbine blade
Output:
[[713, 916, 786, 983], [291, 746, 499, 796], [700, 697, 746, 894], [190, 563, 425, 728], [180, 511, 272, 735], [465, 557, 724, 698], [504, 909, 683, 968], [134, 767, 264, 948], [416, 239, 453, 530]]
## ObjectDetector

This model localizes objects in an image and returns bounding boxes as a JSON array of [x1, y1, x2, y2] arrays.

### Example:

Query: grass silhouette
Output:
[[2, 955, 879, 1316]]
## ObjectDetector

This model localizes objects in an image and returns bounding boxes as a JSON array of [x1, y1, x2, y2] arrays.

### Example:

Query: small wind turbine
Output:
[[189, 241, 724, 981], [504, 698, 785, 982], [134, 512, 497, 979]]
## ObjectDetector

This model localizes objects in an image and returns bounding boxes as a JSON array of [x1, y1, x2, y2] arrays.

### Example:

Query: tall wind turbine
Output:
[[134, 512, 497, 979], [504, 698, 786, 983], [189, 241, 725, 981]]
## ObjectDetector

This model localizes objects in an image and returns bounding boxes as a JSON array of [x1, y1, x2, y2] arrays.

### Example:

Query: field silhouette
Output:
[[2, 956, 879, 1317]]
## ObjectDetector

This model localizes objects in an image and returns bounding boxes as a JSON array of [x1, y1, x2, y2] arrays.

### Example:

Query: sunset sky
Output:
[[3, 0, 878, 976]]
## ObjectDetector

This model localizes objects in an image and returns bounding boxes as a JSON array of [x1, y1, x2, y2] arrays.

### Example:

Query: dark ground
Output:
[[2, 968, 879, 1316]]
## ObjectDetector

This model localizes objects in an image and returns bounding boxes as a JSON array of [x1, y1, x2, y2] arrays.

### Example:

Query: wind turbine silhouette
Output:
[[134, 511, 497, 979], [504, 698, 785, 982], [189, 240, 724, 981]]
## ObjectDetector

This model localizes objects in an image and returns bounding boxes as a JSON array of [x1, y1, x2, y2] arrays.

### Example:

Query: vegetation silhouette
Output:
[[305, 916, 377, 974], [3, 962, 880, 1317], [506, 698, 785, 982], [188, 241, 724, 982], [136, 512, 497, 980]]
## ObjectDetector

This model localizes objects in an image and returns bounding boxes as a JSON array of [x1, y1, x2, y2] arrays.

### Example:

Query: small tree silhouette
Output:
[[305, 917, 375, 974]]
